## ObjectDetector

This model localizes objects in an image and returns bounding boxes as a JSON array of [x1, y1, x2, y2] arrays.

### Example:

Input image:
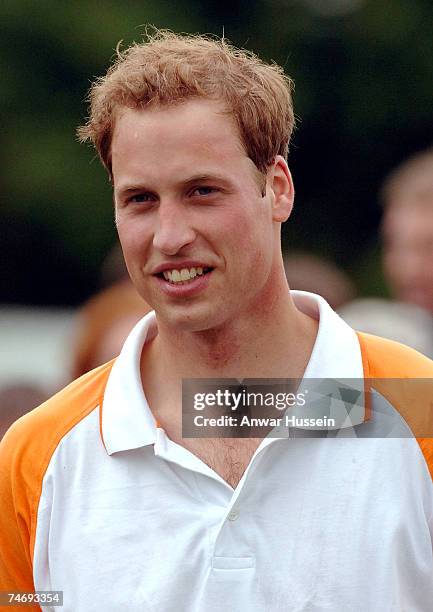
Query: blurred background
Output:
[[1, 0, 433, 433]]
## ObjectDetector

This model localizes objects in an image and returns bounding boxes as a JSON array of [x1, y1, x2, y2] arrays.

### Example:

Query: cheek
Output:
[[117, 219, 151, 264], [233, 222, 274, 274], [223, 200, 271, 242]]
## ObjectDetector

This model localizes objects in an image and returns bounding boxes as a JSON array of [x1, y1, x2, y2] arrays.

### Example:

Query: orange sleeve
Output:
[[0, 417, 41, 611], [0, 361, 113, 610], [357, 332, 433, 482], [417, 438, 433, 481]]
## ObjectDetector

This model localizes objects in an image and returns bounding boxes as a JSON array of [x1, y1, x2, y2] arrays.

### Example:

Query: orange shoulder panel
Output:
[[0, 360, 114, 607], [357, 332, 433, 481]]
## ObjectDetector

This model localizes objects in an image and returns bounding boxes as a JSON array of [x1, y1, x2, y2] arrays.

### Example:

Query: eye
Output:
[[129, 193, 155, 203], [191, 186, 217, 197]]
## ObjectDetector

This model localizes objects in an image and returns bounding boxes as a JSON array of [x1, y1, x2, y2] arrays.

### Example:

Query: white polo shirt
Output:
[[3, 292, 433, 611]]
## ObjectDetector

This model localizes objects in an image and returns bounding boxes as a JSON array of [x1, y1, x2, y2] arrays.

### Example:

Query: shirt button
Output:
[[227, 509, 239, 521]]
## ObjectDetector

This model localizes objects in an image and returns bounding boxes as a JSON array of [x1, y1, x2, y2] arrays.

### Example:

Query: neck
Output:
[[142, 280, 318, 383]]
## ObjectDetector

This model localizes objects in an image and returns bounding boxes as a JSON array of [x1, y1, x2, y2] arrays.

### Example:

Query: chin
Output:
[[156, 305, 229, 334]]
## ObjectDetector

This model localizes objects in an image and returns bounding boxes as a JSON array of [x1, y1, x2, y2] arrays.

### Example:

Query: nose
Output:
[[152, 199, 196, 255]]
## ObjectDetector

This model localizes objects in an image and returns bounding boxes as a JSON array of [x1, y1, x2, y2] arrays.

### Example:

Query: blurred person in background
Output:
[[71, 278, 151, 379], [340, 149, 433, 360], [381, 147, 433, 315], [1, 30, 433, 612], [283, 250, 356, 310]]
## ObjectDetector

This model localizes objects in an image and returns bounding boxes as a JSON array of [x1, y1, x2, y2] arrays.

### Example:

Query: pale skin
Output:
[[112, 98, 318, 488]]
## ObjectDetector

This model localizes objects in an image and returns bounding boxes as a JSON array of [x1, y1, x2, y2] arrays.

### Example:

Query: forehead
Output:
[[110, 99, 250, 184]]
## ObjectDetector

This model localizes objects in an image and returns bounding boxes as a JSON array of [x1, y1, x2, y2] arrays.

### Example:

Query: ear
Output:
[[268, 155, 294, 222]]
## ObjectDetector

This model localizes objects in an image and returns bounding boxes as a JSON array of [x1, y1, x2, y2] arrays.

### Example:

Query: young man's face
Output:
[[111, 98, 290, 332]]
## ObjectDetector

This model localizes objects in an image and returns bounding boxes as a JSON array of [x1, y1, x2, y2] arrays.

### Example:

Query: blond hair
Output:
[[77, 29, 295, 176]]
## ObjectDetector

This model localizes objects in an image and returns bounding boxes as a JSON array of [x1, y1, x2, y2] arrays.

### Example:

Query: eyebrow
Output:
[[116, 173, 232, 198], [116, 184, 151, 198], [182, 174, 231, 188]]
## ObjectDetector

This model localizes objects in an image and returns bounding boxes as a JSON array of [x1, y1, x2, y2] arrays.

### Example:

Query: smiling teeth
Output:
[[163, 267, 205, 283]]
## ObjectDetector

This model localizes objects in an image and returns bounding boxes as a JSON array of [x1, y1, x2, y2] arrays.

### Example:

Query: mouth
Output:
[[155, 266, 214, 285]]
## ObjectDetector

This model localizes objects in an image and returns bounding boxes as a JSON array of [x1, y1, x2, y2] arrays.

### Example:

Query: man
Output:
[[381, 147, 433, 314], [1, 31, 433, 611]]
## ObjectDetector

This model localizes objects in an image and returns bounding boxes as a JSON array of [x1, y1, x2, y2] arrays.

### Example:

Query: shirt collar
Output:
[[101, 291, 364, 454], [101, 311, 159, 454], [294, 291, 364, 379]]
